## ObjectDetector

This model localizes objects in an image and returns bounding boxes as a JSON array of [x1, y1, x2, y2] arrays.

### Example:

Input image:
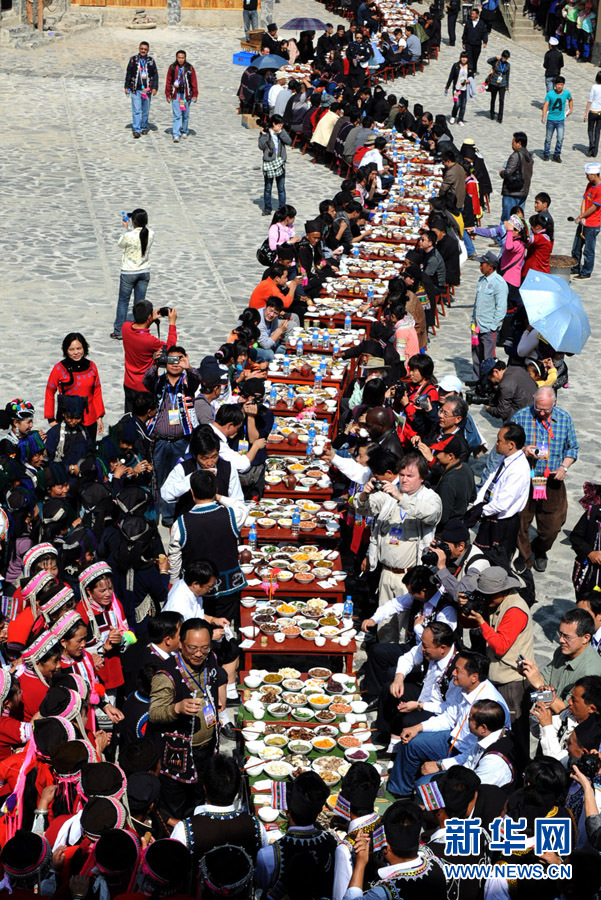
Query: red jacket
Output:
[[165, 62, 198, 101], [44, 361, 105, 427], [521, 232, 553, 281], [122, 322, 177, 392]]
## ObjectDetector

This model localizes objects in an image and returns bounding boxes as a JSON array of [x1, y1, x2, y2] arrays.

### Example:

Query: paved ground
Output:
[[1, 8, 601, 667]]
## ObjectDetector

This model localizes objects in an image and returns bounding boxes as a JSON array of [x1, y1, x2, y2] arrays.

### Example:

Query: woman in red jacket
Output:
[[19, 632, 62, 722], [44, 333, 105, 441], [521, 213, 554, 281]]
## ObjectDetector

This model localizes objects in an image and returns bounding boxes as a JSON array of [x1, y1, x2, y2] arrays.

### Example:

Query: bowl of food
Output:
[[338, 735, 362, 751], [319, 770, 341, 787], [287, 739, 312, 755], [306, 598, 328, 610], [276, 571, 294, 583], [311, 736, 336, 753], [258, 746, 284, 761], [281, 692, 306, 707], [330, 702, 353, 716], [258, 806, 281, 823], [264, 733, 288, 749], [267, 702, 291, 719], [301, 629, 318, 641], [314, 724, 339, 738], [319, 626, 339, 638], [263, 673, 283, 685], [295, 572, 315, 585], [281, 625, 301, 640], [299, 521, 317, 532], [260, 623, 280, 636], [240, 596, 257, 609], [344, 747, 370, 763], [313, 567, 332, 579], [276, 603, 297, 617], [263, 760, 293, 782], [308, 667, 332, 680], [282, 679, 304, 692], [257, 517, 276, 529], [308, 694, 332, 710], [291, 707, 314, 721], [314, 709, 337, 723]]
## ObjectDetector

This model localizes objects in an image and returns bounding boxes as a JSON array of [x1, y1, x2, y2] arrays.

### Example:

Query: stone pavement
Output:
[[1, 8, 601, 669]]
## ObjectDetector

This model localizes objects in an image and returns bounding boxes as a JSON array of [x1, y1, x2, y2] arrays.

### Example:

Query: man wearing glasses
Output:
[[512, 386, 578, 574], [149, 617, 227, 819], [521, 608, 601, 717]]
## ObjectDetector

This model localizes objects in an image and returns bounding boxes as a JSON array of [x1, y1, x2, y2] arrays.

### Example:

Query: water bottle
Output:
[[121, 211, 130, 224], [343, 595, 354, 617], [352, 245, 360, 258], [270, 385, 278, 408], [307, 439, 314, 457], [414, 135, 420, 149], [315, 368, 323, 390], [321, 420, 330, 437], [291, 508, 301, 536], [406, 160, 411, 175], [378, 201, 384, 212], [308, 423, 317, 443], [393, 149, 398, 162], [282, 354, 290, 377], [249, 524, 257, 551], [271, 419, 278, 434], [286, 386, 295, 409], [367, 285, 374, 304], [296, 337, 304, 358], [344, 313, 352, 332], [413, 203, 420, 229], [312, 328, 319, 349], [332, 339, 340, 355], [322, 330, 330, 350], [425, 177, 431, 193], [391, 125, 396, 137], [400, 153, 405, 165], [382, 209, 388, 225]]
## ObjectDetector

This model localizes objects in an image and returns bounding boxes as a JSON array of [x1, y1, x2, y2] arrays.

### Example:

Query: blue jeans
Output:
[[263, 172, 286, 213], [478, 446, 503, 487], [114, 271, 150, 335], [451, 90, 467, 123], [572, 223, 601, 276], [243, 8, 258, 38], [501, 194, 526, 223], [388, 730, 451, 796], [463, 228, 475, 257], [153, 436, 189, 524], [545, 76, 556, 94], [544, 119, 564, 157], [172, 97, 191, 138], [131, 90, 151, 133]]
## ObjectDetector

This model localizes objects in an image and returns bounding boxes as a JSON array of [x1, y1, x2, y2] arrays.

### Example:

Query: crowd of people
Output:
[[1, 3, 601, 899]]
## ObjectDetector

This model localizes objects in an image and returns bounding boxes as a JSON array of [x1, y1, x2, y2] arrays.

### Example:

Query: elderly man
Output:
[[459, 567, 533, 760], [469, 252, 508, 383], [470, 423, 531, 566], [522, 608, 601, 711], [512, 387, 578, 573], [355, 451, 442, 626]]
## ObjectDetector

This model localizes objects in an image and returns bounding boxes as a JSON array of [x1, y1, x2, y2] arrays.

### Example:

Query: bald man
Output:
[[366, 407, 404, 459]]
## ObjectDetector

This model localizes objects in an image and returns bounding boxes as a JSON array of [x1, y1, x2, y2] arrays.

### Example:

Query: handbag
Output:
[[256, 223, 281, 267]]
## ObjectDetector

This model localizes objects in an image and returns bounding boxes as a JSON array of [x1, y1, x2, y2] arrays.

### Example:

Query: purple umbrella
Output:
[[281, 17, 327, 30]]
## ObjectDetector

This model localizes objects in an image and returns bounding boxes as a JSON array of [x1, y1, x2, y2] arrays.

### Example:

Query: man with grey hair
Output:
[[512, 387, 578, 573]]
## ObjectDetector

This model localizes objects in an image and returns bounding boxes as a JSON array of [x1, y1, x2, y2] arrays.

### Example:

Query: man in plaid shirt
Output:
[[512, 386, 578, 573]]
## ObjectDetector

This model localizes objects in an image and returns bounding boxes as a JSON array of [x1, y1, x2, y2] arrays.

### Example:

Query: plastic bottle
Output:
[[343, 595, 354, 617], [121, 211, 130, 224], [308, 423, 317, 443], [282, 354, 290, 377], [312, 328, 320, 349], [382, 209, 388, 225], [352, 245, 360, 258], [413, 203, 420, 229], [249, 524, 257, 551], [315, 368, 323, 390], [296, 337, 304, 357], [270, 385, 278, 408], [286, 386, 295, 409], [306, 439, 314, 457], [321, 420, 330, 436], [344, 313, 352, 332], [322, 330, 330, 350], [332, 339, 340, 355], [291, 508, 301, 536]]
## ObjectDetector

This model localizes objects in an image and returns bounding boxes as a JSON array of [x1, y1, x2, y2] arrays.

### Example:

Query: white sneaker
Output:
[[449, 116, 455, 124], [173, 137, 180, 143], [181, 132, 188, 139], [458, 121, 465, 126], [386, 737, 401, 754]]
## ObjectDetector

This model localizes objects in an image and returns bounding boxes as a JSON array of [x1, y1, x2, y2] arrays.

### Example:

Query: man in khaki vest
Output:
[[459, 566, 533, 762]]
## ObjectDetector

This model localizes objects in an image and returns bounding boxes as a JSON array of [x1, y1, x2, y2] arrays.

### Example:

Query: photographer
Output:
[[458, 566, 533, 761], [431, 434, 475, 528], [143, 344, 200, 527], [565, 715, 601, 850], [122, 301, 177, 411], [396, 355, 440, 448], [485, 359, 537, 422], [426, 518, 490, 600], [531, 676, 601, 766], [355, 451, 442, 638]]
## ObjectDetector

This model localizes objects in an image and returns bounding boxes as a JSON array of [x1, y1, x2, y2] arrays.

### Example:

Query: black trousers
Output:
[[124, 384, 144, 414], [204, 591, 241, 630], [465, 43, 482, 72], [375, 678, 433, 737], [489, 85, 506, 122], [447, 12, 458, 44], [588, 111, 601, 156], [362, 642, 406, 700], [159, 740, 216, 819]]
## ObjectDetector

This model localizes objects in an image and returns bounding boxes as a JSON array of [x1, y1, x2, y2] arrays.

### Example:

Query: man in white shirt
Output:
[[470, 423, 531, 566], [161, 425, 243, 512], [373, 623, 458, 749], [577, 593, 601, 654], [457, 700, 516, 788], [530, 674, 601, 765], [388, 650, 510, 797], [360, 567, 457, 703], [211, 403, 266, 474]]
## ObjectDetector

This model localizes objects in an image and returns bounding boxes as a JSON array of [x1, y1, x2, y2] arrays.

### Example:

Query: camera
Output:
[[158, 307, 172, 317], [461, 590, 490, 617], [393, 383, 408, 399], [166, 356, 182, 365], [573, 753, 601, 780], [156, 348, 169, 368], [119, 449, 136, 466], [414, 395, 431, 411], [530, 688, 554, 705], [372, 479, 385, 491], [465, 390, 487, 406], [421, 539, 451, 568]]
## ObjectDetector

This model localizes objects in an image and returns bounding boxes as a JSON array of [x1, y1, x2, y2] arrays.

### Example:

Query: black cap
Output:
[[438, 517, 470, 544]]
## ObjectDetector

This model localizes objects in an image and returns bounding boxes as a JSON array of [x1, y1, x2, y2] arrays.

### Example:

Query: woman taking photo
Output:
[[259, 115, 292, 216], [110, 208, 154, 341], [45, 333, 105, 440]]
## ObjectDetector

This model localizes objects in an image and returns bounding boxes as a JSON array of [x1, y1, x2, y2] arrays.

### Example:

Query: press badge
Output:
[[202, 704, 216, 727], [389, 524, 404, 545], [537, 441, 549, 461], [168, 408, 182, 426]]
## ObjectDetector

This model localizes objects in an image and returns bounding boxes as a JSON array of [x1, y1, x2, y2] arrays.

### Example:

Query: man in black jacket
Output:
[[485, 360, 537, 421], [446, 0, 461, 46], [124, 42, 159, 139], [462, 8, 488, 74], [543, 37, 564, 93], [315, 24, 335, 59], [261, 23, 281, 54], [430, 218, 460, 286], [393, 97, 416, 135]]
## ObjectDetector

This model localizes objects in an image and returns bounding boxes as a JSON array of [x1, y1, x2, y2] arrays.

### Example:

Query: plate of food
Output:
[[257, 517, 276, 529]]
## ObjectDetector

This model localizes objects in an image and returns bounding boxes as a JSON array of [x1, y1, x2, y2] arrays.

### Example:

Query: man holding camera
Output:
[[427, 518, 491, 600], [143, 342, 200, 527], [512, 386, 579, 573], [531, 675, 601, 766], [122, 301, 178, 412], [459, 566, 533, 760]]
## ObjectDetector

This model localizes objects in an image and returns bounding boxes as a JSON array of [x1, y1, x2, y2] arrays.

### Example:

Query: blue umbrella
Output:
[[520, 270, 591, 354], [281, 17, 327, 30], [254, 54, 289, 71]]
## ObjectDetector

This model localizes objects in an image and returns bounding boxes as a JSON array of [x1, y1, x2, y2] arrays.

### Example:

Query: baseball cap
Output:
[[199, 356, 228, 385]]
